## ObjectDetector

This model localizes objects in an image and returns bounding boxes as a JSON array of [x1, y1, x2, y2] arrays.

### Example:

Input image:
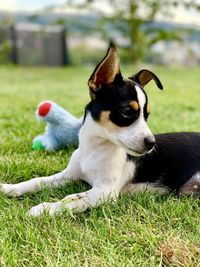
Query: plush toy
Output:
[[32, 101, 82, 151]]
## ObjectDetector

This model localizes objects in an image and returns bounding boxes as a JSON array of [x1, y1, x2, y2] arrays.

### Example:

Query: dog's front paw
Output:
[[0, 184, 23, 197], [27, 202, 62, 217]]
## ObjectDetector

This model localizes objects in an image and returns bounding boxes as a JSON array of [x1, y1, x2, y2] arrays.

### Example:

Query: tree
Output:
[[64, 0, 200, 62], [0, 17, 14, 64]]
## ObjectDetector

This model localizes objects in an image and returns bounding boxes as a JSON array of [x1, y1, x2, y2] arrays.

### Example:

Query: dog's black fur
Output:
[[87, 79, 142, 127], [132, 132, 200, 195]]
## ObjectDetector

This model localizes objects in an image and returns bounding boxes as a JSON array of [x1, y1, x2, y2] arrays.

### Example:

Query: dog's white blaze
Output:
[[133, 84, 154, 140], [135, 85, 146, 110]]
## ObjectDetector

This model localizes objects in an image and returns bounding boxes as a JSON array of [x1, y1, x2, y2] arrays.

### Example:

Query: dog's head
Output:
[[86, 44, 163, 156]]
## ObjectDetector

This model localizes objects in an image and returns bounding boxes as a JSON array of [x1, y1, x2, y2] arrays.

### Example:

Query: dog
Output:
[[1, 44, 200, 216]]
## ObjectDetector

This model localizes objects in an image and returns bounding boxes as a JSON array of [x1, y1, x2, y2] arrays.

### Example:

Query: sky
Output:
[[0, 0, 200, 26], [0, 0, 65, 12]]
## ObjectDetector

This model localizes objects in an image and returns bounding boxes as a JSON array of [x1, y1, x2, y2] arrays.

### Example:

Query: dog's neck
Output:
[[79, 112, 136, 191], [79, 112, 126, 161]]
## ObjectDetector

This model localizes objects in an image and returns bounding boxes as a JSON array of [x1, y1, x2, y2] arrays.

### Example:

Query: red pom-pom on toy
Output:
[[38, 102, 52, 117]]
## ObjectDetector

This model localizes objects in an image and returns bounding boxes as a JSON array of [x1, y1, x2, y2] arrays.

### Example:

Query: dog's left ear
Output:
[[129, 69, 163, 90], [88, 43, 123, 99]]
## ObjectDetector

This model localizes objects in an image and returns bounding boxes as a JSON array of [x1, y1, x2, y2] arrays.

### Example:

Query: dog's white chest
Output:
[[79, 142, 134, 189]]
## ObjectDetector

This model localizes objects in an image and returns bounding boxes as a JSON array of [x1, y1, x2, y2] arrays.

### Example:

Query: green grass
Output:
[[0, 64, 200, 266]]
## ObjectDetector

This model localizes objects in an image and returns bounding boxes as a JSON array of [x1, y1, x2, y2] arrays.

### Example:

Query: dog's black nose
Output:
[[144, 136, 156, 151]]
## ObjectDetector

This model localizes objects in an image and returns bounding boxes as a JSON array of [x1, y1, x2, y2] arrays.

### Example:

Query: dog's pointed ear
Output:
[[88, 43, 122, 99], [129, 69, 163, 90]]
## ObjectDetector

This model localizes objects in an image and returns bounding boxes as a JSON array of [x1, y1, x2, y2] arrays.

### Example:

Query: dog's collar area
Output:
[[117, 140, 146, 157]]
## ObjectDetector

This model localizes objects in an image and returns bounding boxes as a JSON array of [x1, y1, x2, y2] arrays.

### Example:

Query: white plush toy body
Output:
[[32, 101, 82, 151]]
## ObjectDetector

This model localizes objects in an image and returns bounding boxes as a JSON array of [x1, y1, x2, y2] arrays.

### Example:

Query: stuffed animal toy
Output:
[[32, 101, 82, 151]]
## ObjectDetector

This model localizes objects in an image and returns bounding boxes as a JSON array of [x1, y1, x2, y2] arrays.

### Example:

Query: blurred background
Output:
[[0, 0, 200, 67]]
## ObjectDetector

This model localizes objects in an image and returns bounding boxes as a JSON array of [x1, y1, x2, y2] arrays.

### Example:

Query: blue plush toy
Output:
[[32, 101, 82, 151]]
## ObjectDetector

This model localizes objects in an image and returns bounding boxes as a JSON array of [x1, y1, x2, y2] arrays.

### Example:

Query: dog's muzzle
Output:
[[144, 136, 156, 151]]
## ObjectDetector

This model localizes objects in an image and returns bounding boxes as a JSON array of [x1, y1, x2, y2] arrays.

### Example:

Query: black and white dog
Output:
[[1, 44, 200, 216]]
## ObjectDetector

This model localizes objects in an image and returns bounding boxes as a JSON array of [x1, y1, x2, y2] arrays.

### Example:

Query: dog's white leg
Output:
[[121, 182, 170, 194], [27, 186, 118, 217], [0, 149, 81, 197]]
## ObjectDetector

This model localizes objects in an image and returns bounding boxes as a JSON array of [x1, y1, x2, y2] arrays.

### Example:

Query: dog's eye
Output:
[[119, 107, 133, 118], [111, 106, 140, 127]]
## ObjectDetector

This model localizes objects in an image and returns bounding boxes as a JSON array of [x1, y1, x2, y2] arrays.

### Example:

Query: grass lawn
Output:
[[0, 64, 200, 266]]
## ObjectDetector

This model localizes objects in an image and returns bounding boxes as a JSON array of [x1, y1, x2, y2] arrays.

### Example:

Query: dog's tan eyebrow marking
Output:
[[147, 104, 151, 114], [130, 101, 139, 111], [99, 111, 120, 132]]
